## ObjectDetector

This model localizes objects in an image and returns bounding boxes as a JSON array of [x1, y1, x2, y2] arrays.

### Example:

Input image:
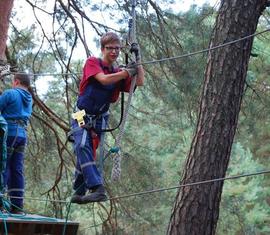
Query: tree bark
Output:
[[0, 0, 14, 61], [167, 0, 268, 234]]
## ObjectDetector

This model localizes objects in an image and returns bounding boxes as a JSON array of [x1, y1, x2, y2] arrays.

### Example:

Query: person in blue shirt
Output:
[[0, 72, 32, 214]]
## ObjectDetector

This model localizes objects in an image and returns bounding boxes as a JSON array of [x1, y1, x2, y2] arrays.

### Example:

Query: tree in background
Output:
[[0, 0, 14, 61], [167, 0, 269, 234], [1, 0, 270, 234]]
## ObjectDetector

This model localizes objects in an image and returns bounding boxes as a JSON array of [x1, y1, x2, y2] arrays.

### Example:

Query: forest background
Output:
[[1, 0, 270, 234]]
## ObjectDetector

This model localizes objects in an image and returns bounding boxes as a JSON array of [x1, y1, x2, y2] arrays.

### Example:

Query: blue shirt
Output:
[[0, 88, 32, 137]]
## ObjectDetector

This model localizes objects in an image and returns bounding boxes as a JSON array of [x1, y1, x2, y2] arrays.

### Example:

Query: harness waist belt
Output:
[[6, 119, 27, 128], [67, 109, 109, 142]]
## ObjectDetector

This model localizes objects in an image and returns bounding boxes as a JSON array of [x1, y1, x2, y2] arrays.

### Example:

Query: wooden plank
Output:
[[0, 213, 79, 235]]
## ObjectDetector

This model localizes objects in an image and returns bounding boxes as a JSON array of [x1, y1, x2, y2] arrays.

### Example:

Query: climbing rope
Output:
[[111, 0, 138, 181]]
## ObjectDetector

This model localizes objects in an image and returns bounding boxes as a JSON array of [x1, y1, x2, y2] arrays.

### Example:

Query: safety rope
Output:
[[5, 28, 270, 78], [3, 169, 270, 204], [111, 0, 138, 181], [80, 169, 270, 232], [1, 168, 269, 235], [109, 169, 270, 200], [140, 28, 270, 66]]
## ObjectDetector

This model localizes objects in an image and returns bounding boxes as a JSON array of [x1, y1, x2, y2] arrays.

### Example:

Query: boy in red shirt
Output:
[[71, 32, 144, 203]]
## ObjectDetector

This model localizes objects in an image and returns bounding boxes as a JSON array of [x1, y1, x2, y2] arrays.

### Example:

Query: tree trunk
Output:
[[167, 0, 268, 234], [0, 0, 14, 61]]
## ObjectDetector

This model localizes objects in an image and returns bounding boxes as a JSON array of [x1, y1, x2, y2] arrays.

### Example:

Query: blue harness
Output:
[[68, 59, 124, 139], [77, 59, 116, 115]]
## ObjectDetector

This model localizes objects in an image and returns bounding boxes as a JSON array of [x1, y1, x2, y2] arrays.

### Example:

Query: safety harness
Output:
[[70, 0, 139, 181], [3, 119, 27, 163], [68, 58, 126, 168], [68, 58, 125, 137]]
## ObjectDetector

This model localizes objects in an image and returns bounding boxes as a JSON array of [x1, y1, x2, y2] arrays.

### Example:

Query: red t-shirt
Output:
[[79, 57, 132, 103]]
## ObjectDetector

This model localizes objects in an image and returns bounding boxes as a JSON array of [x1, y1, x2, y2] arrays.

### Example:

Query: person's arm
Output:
[[94, 70, 129, 86], [92, 58, 143, 86]]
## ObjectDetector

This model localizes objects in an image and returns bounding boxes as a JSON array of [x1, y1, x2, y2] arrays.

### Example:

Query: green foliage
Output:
[[225, 24, 270, 234], [137, 4, 214, 124], [217, 142, 270, 234], [4, 1, 270, 234]]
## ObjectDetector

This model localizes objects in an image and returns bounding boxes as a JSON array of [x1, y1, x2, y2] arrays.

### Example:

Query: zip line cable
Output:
[[109, 169, 270, 201], [2, 162, 269, 232], [4, 169, 270, 204], [139, 28, 270, 66], [3, 28, 269, 78]]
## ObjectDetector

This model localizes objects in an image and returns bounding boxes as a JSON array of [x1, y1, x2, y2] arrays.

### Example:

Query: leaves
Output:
[[3, 0, 270, 234]]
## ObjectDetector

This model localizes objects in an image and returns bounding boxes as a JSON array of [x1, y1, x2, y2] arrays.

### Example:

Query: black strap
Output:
[[6, 119, 27, 129], [67, 96, 124, 142], [100, 91, 124, 133], [97, 58, 124, 133], [100, 51, 130, 133]]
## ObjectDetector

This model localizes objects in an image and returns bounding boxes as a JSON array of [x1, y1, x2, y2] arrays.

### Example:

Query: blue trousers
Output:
[[3, 136, 26, 208], [72, 115, 107, 195]]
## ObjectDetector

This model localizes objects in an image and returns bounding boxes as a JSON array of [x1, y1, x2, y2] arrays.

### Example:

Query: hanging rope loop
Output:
[[111, 0, 137, 182]]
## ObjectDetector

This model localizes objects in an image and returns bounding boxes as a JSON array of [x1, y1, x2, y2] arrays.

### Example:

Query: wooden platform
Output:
[[0, 213, 79, 235]]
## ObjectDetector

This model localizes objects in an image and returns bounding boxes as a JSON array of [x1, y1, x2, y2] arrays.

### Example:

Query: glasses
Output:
[[105, 46, 121, 52]]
